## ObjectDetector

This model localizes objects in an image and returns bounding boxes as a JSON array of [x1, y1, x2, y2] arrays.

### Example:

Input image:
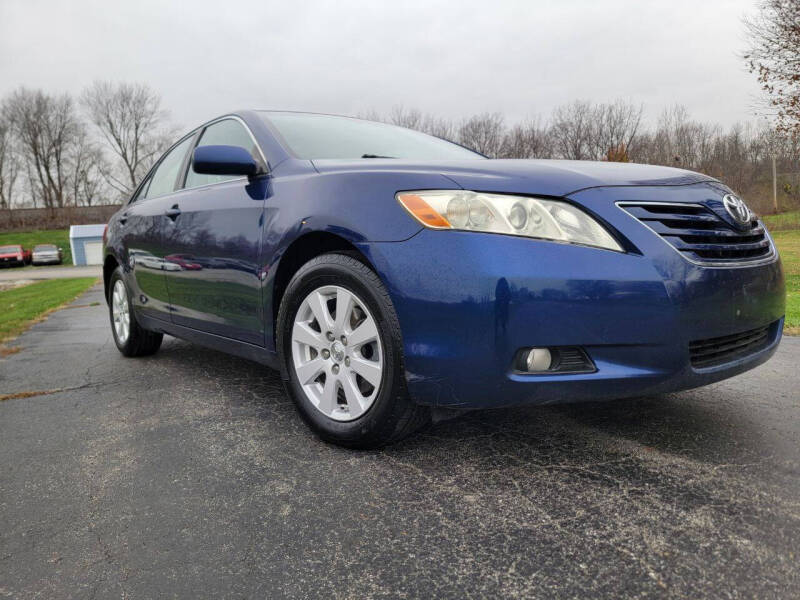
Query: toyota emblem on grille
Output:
[[722, 194, 752, 226]]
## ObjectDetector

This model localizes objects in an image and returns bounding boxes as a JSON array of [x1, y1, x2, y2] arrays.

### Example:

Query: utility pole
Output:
[[772, 155, 778, 213]]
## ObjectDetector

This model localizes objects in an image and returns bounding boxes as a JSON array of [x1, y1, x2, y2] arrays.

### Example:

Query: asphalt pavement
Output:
[[1, 285, 798, 599]]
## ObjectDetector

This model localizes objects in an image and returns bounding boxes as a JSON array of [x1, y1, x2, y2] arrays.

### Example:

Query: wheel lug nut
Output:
[[326, 331, 334, 341], [345, 357, 350, 366], [340, 335, 347, 346], [321, 349, 330, 359], [332, 364, 340, 374]]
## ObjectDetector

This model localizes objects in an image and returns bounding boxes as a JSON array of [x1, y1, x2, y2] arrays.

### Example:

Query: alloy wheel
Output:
[[112, 279, 131, 344], [291, 285, 383, 421]]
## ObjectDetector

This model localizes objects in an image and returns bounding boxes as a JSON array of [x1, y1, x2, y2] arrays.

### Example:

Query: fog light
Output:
[[514, 346, 596, 374], [525, 348, 552, 372]]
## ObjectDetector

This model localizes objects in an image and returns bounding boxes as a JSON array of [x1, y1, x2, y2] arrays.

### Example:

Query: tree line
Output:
[[368, 102, 800, 213], [1, 86, 799, 215]]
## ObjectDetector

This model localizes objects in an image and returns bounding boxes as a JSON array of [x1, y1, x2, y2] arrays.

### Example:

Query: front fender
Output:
[[259, 162, 462, 350]]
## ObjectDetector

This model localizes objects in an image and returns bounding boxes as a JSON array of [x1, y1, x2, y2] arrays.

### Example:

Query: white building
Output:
[[69, 224, 105, 266]]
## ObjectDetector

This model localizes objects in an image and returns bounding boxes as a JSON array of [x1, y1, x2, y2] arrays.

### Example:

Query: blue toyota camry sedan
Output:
[[104, 111, 785, 447]]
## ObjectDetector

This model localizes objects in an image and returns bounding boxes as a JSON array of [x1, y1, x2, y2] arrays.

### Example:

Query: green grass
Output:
[[0, 229, 71, 265], [763, 210, 800, 232], [0, 278, 96, 344], [772, 230, 800, 335]]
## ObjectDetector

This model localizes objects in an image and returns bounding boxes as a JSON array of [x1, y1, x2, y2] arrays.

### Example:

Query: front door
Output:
[[122, 133, 196, 322], [161, 118, 267, 346]]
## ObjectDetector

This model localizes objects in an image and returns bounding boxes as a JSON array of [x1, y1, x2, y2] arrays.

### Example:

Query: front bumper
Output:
[[32, 255, 61, 265], [0, 256, 24, 267], [360, 184, 785, 409]]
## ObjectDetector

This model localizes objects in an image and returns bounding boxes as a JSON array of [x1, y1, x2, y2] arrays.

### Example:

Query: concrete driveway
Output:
[[1, 285, 798, 599], [0, 265, 101, 282]]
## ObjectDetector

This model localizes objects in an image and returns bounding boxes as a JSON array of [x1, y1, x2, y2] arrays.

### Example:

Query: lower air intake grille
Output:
[[620, 203, 774, 265], [689, 325, 771, 368], [551, 347, 595, 373]]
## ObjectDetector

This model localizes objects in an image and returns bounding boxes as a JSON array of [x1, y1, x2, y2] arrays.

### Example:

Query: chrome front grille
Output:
[[619, 202, 774, 265]]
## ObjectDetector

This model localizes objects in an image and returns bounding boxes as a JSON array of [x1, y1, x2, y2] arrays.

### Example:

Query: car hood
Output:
[[311, 158, 717, 197]]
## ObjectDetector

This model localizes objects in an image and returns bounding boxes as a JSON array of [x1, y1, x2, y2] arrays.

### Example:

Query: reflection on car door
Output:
[[122, 134, 196, 322], [160, 118, 267, 345]]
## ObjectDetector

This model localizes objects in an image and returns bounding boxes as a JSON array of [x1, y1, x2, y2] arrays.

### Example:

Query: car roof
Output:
[[257, 110, 350, 117]]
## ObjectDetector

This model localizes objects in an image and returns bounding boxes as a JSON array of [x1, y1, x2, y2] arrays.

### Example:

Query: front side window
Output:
[[184, 119, 260, 189], [130, 176, 151, 203], [144, 135, 195, 200]]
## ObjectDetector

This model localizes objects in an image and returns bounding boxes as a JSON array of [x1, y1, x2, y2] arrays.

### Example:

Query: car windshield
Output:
[[0, 245, 20, 253], [34, 244, 56, 251], [260, 112, 483, 160]]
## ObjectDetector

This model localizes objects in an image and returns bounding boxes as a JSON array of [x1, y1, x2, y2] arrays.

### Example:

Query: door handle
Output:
[[165, 205, 181, 221]]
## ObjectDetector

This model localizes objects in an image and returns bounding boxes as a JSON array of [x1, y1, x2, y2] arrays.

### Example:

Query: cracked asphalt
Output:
[[1, 284, 799, 599]]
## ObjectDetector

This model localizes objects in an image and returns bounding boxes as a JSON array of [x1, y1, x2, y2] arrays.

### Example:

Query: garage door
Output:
[[84, 241, 104, 265]]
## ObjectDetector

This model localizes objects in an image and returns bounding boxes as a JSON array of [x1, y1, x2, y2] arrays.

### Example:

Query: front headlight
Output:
[[397, 190, 623, 252]]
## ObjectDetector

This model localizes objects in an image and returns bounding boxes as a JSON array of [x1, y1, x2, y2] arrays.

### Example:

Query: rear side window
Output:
[[144, 135, 194, 199], [184, 119, 259, 189]]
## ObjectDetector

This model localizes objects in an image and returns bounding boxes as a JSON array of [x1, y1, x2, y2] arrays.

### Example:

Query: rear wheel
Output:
[[108, 267, 163, 357], [277, 253, 429, 448]]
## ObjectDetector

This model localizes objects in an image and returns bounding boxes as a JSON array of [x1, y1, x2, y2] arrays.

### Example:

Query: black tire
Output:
[[277, 253, 430, 449], [108, 267, 163, 357]]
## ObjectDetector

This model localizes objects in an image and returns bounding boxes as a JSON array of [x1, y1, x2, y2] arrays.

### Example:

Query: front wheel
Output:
[[108, 267, 163, 357], [277, 253, 429, 448]]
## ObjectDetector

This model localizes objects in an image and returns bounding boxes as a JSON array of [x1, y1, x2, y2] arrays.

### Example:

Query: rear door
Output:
[[121, 134, 196, 322], [160, 118, 267, 345]]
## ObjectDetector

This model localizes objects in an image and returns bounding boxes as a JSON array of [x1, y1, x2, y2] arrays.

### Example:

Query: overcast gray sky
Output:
[[0, 0, 765, 131]]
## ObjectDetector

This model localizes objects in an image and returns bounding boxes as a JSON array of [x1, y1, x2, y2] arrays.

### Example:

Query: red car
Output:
[[0, 244, 31, 267], [164, 254, 203, 270]]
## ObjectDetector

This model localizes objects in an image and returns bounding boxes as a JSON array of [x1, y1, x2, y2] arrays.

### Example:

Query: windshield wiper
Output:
[[361, 154, 395, 159]]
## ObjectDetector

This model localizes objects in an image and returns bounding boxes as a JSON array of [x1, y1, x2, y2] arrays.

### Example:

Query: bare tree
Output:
[[0, 116, 19, 210], [70, 129, 106, 206], [744, 0, 800, 135], [549, 100, 643, 160], [81, 81, 173, 194], [592, 100, 643, 159], [389, 106, 424, 131], [385, 105, 457, 142], [499, 118, 553, 158], [550, 101, 594, 160], [420, 115, 457, 142], [3, 88, 86, 208], [458, 112, 505, 157]]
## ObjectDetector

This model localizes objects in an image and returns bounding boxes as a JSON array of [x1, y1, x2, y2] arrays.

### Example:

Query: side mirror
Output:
[[192, 145, 265, 177]]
